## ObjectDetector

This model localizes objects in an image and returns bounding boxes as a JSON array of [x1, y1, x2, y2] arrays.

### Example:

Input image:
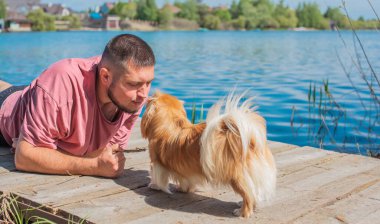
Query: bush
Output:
[[27, 9, 56, 31]]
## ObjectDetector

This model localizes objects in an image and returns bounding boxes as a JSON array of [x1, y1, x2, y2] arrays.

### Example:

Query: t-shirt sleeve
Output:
[[108, 113, 140, 149], [20, 86, 68, 149]]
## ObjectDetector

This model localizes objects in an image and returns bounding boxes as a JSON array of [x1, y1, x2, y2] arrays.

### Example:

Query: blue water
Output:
[[0, 31, 379, 155]]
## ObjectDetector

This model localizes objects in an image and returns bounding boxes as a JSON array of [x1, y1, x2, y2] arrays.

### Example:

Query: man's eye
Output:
[[128, 83, 138, 87]]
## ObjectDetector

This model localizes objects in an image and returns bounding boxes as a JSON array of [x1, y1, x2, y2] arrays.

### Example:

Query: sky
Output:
[[40, 0, 380, 19]]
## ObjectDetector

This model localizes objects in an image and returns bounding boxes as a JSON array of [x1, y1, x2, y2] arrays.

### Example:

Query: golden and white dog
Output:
[[141, 91, 276, 218]]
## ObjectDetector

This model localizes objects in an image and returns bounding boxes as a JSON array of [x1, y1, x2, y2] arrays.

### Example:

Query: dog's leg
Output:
[[230, 176, 256, 218], [175, 178, 197, 193], [149, 162, 172, 194]]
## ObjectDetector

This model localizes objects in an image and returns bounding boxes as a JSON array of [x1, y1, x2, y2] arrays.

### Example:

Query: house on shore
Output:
[[104, 15, 120, 30], [39, 3, 71, 17], [5, 11, 32, 32]]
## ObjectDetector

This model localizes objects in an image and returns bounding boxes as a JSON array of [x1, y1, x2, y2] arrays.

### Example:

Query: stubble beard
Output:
[[107, 86, 139, 114]]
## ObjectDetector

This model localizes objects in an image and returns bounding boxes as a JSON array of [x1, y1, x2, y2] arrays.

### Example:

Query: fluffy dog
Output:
[[140, 91, 276, 218]]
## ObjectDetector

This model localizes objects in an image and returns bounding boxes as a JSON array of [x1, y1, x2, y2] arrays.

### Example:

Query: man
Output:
[[0, 34, 155, 178]]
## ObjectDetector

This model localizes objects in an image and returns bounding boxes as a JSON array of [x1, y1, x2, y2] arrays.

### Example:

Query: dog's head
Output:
[[141, 90, 186, 138]]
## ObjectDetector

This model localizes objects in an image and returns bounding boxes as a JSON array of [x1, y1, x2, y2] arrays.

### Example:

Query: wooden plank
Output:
[[1, 137, 379, 223], [125, 138, 148, 152], [124, 189, 252, 224], [0, 172, 78, 194], [15, 159, 150, 207], [57, 147, 376, 223], [127, 150, 379, 223], [275, 146, 336, 168], [124, 160, 379, 224], [268, 140, 299, 154], [292, 180, 380, 224], [39, 146, 329, 211], [253, 163, 380, 223], [59, 184, 234, 223]]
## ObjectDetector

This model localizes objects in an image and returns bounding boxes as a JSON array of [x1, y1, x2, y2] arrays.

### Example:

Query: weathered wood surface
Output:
[[0, 120, 379, 224]]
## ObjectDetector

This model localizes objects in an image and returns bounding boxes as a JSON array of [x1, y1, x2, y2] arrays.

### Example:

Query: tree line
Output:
[[0, 0, 378, 31], [110, 0, 379, 30]]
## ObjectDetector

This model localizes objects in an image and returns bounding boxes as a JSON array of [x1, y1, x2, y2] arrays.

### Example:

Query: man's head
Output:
[[98, 34, 155, 114]]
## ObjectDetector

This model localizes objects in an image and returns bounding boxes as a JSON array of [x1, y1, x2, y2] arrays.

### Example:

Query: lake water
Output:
[[0, 31, 379, 155]]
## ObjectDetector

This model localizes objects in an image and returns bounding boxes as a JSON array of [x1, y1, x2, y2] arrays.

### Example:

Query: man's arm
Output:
[[14, 138, 126, 178]]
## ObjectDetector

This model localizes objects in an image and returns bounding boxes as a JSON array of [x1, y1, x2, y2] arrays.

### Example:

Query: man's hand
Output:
[[95, 144, 126, 178]]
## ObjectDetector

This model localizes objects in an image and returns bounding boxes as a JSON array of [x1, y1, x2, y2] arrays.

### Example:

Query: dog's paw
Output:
[[233, 208, 253, 218], [236, 201, 243, 207], [148, 183, 161, 191], [172, 185, 196, 193], [233, 208, 242, 217], [149, 183, 173, 194], [162, 188, 173, 194]]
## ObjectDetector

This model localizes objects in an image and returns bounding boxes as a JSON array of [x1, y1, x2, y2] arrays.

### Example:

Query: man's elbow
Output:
[[14, 143, 30, 171]]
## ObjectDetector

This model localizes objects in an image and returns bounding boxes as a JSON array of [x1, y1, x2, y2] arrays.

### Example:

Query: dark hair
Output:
[[100, 34, 155, 74]]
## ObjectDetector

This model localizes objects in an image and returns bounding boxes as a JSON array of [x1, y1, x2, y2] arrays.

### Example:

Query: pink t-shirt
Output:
[[0, 56, 140, 156]]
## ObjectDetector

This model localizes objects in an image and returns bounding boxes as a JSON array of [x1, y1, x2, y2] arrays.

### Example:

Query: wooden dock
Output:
[[1, 120, 379, 223]]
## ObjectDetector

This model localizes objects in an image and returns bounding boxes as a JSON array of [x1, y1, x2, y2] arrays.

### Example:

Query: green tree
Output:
[[0, 0, 6, 19], [273, 0, 298, 28], [237, 0, 256, 18], [197, 3, 210, 27], [213, 8, 231, 22], [27, 9, 56, 31], [158, 4, 174, 27], [252, 0, 274, 10], [61, 14, 81, 29], [203, 14, 221, 29], [137, 0, 158, 21], [235, 0, 277, 29], [234, 0, 257, 29], [230, 0, 239, 19], [232, 15, 246, 29], [324, 7, 349, 28], [254, 1, 276, 29], [110, 2, 137, 20], [296, 2, 329, 29], [175, 0, 199, 21]]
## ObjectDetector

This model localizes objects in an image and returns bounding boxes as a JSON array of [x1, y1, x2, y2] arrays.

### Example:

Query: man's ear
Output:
[[99, 67, 112, 86]]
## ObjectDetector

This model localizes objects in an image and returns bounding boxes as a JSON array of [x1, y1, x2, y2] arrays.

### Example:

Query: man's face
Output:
[[107, 66, 154, 114]]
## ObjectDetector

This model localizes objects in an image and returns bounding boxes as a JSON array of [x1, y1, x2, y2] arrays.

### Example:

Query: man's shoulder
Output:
[[34, 56, 101, 106], [45, 56, 101, 76]]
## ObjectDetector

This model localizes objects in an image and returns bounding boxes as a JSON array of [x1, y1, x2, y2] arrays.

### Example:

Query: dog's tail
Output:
[[200, 91, 276, 202]]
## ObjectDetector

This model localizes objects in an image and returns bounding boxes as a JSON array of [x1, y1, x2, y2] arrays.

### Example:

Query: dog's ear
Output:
[[153, 89, 162, 97]]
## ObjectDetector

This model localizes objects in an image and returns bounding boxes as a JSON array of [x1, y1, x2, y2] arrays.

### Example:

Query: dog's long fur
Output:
[[141, 91, 276, 218]]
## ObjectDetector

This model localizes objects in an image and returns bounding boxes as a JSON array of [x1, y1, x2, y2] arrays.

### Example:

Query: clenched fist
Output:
[[95, 144, 126, 178]]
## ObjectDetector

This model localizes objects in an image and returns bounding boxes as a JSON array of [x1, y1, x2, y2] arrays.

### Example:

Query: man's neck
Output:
[[95, 67, 119, 122]]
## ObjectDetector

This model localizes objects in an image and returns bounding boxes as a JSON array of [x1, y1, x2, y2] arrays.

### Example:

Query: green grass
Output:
[[291, 0, 380, 158], [190, 102, 204, 124], [0, 192, 88, 224]]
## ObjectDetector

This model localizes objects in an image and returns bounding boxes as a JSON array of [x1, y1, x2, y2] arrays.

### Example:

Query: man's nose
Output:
[[137, 85, 149, 98]]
